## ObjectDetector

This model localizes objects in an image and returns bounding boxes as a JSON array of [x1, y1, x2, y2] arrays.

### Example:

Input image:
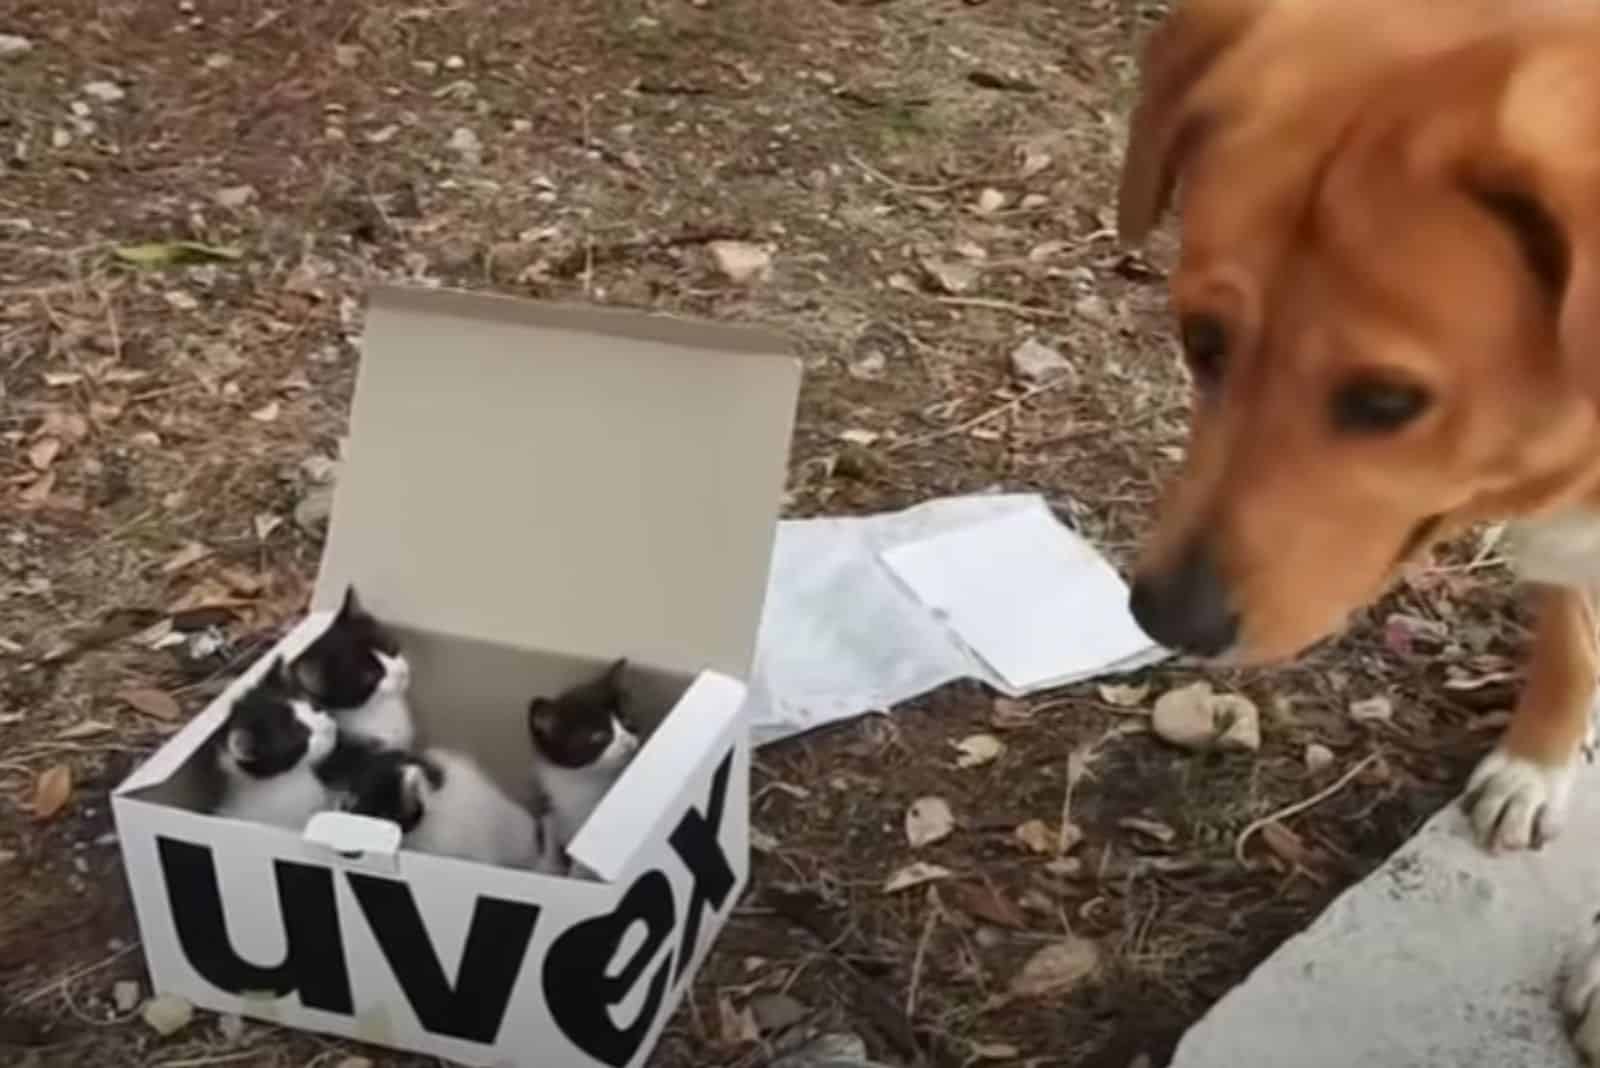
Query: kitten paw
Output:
[[1462, 747, 1575, 852], [1565, 915, 1600, 1063]]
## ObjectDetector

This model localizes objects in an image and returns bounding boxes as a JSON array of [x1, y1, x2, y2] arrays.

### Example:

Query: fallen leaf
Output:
[[1097, 681, 1150, 708], [37, 409, 91, 441], [839, 428, 880, 447], [42, 370, 83, 387], [33, 764, 72, 820], [18, 470, 55, 506], [947, 881, 1028, 929], [991, 697, 1033, 730], [708, 241, 772, 284], [1018, 147, 1052, 179], [906, 796, 955, 848], [921, 257, 981, 295], [1009, 938, 1099, 997], [718, 994, 760, 1045], [27, 436, 61, 471], [114, 241, 242, 267], [1349, 696, 1394, 724], [1044, 857, 1083, 877], [953, 733, 1005, 768], [884, 861, 954, 894], [1009, 337, 1071, 383], [254, 513, 283, 541], [249, 401, 280, 423], [1258, 821, 1316, 870], [1013, 819, 1057, 855], [57, 719, 113, 740], [749, 826, 779, 854], [294, 486, 334, 533], [216, 568, 264, 597], [214, 184, 256, 209], [119, 688, 182, 721], [165, 290, 200, 311], [83, 79, 126, 102], [161, 541, 212, 575], [749, 992, 807, 1034], [1119, 817, 1177, 844], [972, 1041, 1023, 1061]]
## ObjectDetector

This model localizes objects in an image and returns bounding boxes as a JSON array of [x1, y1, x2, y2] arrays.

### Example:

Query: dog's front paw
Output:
[[1565, 916, 1600, 1063], [1462, 747, 1575, 851]]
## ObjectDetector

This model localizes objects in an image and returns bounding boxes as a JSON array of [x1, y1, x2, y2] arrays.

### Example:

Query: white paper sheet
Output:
[[746, 494, 1165, 746]]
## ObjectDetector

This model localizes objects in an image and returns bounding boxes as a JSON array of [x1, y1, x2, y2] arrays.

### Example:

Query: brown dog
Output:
[[1117, 0, 1600, 1053]]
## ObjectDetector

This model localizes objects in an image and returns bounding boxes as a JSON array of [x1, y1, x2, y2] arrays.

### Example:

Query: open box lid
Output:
[[312, 285, 800, 680]]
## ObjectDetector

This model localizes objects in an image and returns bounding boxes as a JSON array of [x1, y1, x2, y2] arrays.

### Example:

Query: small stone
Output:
[[141, 993, 194, 1036], [112, 980, 140, 1012], [0, 34, 33, 58], [1010, 337, 1072, 383], [1152, 682, 1261, 752], [51, 128, 72, 149], [921, 257, 980, 295], [1305, 743, 1336, 773], [708, 240, 772, 284], [447, 126, 481, 159], [974, 187, 1007, 214], [214, 184, 256, 209], [444, 54, 466, 70], [82, 80, 125, 103], [293, 486, 334, 534]]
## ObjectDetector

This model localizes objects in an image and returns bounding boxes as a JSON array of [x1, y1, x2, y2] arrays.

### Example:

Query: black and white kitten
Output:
[[345, 748, 563, 872], [527, 658, 641, 854], [212, 658, 369, 830], [289, 586, 414, 751]]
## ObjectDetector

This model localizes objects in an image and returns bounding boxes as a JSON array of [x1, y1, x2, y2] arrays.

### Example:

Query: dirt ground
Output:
[[0, 1, 1532, 1066]]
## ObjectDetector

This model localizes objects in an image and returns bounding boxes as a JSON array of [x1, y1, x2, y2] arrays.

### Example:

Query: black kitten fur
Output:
[[526, 658, 631, 768], [219, 658, 323, 778], [345, 750, 444, 833], [291, 586, 401, 711]]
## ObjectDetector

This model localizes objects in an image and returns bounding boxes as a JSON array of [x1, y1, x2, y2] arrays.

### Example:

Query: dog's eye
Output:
[[1332, 379, 1431, 433], [1179, 314, 1227, 387]]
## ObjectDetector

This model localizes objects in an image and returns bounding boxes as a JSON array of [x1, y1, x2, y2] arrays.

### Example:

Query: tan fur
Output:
[[1119, 0, 1600, 789]]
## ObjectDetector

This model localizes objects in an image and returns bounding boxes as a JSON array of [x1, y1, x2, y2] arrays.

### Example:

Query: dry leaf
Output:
[[946, 881, 1027, 929], [953, 733, 1005, 768], [254, 513, 283, 541], [921, 257, 981, 295], [1349, 696, 1394, 724], [905, 796, 955, 848], [161, 541, 212, 575], [1097, 681, 1150, 708], [33, 764, 72, 820], [708, 241, 772, 284], [1013, 819, 1057, 855], [250, 401, 280, 423], [217, 568, 265, 597], [27, 436, 61, 471], [43, 370, 83, 387], [57, 719, 113, 740], [839, 428, 880, 447], [1119, 817, 1177, 844], [884, 861, 953, 894], [119, 688, 182, 721], [972, 1041, 1023, 1061], [1151, 682, 1261, 752], [1009, 938, 1099, 997], [18, 470, 55, 507], [717, 994, 760, 1045], [38, 409, 91, 441], [991, 697, 1033, 730], [1258, 821, 1315, 870]]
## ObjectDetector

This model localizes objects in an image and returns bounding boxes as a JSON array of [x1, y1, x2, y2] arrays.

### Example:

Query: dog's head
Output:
[[1119, 0, 1600, 663]]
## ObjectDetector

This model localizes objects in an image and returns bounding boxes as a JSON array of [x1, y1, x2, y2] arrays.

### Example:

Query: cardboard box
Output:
[[111, 286, 801, 1068]]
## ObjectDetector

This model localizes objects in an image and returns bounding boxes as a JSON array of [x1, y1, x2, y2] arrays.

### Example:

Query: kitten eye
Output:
[[1179, 313, 1228, 388], [1331, 378, 1432, 433]]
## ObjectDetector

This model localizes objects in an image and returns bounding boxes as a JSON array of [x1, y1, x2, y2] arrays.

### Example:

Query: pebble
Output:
[[82, 80, 125, 103], [142, 993, 194, 1036], [1305, 743, 1336, 773], [113, 980, 140, 1013], [0, 34, 33, 58], [1010, 337, 1072, 384], [708, 240, 772, 284]]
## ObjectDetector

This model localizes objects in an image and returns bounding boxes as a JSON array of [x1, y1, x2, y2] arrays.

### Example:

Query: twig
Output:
[[7, 941, 139, 1011], [885, 374, 1076, 454], [148, 1052, 262, 1068], [905, 887, 940, 1018], [1234, 753, 1382, 867], [846, 151, 973, 195], [933, 295, 1077, 320]]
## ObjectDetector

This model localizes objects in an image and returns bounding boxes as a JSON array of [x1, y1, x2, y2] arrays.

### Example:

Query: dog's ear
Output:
[[1465, 43, 1600, 399], [1117, 0, 1271, 245]]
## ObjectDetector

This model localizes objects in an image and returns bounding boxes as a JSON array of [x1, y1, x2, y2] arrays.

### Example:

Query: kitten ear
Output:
[[340, 585, 372, 621], [603, 658, 628, 687], [527, 698, 557, 737]]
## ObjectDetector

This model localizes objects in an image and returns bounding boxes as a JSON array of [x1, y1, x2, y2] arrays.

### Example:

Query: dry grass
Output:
[[0, 1, 1524, 1065]]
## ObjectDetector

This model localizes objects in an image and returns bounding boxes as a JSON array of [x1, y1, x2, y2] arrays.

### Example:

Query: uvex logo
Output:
[[155, 748, 738, 1068]]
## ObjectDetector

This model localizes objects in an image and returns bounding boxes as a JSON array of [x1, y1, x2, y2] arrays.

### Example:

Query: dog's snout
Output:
[[1129, 542, 1239, 658]]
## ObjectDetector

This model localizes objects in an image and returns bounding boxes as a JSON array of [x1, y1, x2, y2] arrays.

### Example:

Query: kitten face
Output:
[[527, 658, 639, 770], [219, 660, 338, 778], [345, 751, 443, 833], [291, 586, 409, 711]]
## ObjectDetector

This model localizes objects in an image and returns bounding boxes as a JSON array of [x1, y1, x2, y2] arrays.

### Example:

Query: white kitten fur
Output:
[[215, 701, 338, 831], [340, 650, 415, 750], [534, 718, 640, 852], [407, 748, 563, 873]]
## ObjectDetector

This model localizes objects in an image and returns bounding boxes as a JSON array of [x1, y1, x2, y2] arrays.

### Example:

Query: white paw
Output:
[[1565, 917, 1600, 1063], [1462, 748, 1575, 851]]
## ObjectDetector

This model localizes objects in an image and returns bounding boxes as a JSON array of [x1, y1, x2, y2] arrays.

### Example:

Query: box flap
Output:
[[314, 286, 800, 679]]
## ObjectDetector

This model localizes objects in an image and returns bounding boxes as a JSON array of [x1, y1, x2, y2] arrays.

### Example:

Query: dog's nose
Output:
[[1128, 543, 1239, 658]]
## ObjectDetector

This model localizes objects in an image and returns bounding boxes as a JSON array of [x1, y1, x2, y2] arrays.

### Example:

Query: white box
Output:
[[111, 286, 801, 1068]]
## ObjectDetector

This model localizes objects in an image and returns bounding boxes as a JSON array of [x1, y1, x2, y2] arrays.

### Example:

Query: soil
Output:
[[0, 1, 1528, 1066]]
